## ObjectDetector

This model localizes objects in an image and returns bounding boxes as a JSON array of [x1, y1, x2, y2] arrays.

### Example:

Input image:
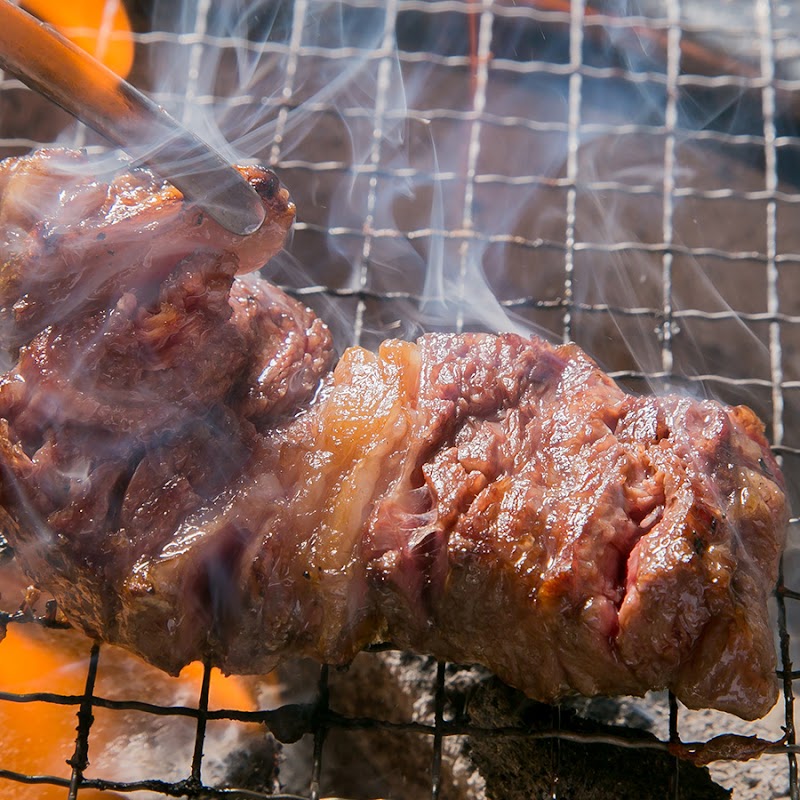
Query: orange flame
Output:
[[0, 624, 257, 799], [21, 0, 134, 78]]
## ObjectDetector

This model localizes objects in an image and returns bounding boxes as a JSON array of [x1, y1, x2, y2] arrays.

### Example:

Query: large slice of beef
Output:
[[0, 150, 788, 720]]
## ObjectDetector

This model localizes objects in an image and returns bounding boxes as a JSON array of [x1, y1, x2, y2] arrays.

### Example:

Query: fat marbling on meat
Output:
[[0, 150, 788, 721]]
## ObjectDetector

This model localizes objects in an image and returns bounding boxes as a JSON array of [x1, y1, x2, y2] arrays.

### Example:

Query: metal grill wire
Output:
[[0, 0, 800, 797]]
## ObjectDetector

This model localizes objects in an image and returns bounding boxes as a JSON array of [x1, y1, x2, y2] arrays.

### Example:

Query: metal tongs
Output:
[[0, 0, 266, 236]]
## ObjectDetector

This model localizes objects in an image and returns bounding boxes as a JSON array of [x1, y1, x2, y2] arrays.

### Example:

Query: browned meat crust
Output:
[[0, 148, 294, 350], [0, 151, 788, 720]]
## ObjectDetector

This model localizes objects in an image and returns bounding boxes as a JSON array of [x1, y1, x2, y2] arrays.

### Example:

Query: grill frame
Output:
[[0, 0, 799, 797]]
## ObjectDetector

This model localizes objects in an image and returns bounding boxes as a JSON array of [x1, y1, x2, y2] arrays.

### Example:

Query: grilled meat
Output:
[[0, 148, 293, 350], [0, 150, 788, 720]]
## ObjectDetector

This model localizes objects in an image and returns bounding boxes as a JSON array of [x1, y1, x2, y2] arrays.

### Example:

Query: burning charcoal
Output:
[[462, 679, 731, 800], [322, 652, 731, 799]]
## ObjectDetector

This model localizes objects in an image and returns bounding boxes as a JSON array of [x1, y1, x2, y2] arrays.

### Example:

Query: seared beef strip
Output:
[[0, 148, 293, 350], [0, 150, 788, 720]]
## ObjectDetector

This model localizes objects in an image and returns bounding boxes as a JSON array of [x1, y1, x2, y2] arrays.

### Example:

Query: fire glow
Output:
[[22, 0, 133, 78]]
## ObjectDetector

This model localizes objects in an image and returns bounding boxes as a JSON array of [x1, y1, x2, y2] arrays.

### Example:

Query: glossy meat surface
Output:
[[0, 151, 788, 720], [0, 149, 295, 349]]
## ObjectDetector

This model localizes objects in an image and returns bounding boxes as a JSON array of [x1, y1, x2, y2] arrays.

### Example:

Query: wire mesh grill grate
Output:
[[1, 0, 800, 797]]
